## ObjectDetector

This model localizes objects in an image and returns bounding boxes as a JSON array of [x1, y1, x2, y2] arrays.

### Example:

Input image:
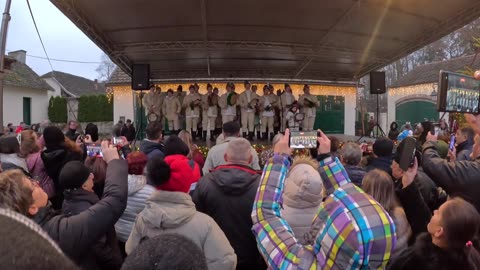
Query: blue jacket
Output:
[[139, 140, 165, 160]]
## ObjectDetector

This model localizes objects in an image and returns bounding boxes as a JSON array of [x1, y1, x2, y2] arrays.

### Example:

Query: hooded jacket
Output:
[[0, 153, 29, 175], [192, 164, 265, 269], [61, 189, 123, 270], [343, 164, 365, 187], [252, 154, 396, 269], [280, 159, 323, 245], [33, 160, 127, 269], [125, 190, 237, 270], [139, 140, 165, 160], [115, 175, 155, 242]]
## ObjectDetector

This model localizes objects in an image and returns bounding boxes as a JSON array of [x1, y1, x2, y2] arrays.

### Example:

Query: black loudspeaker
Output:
[[370, 71, 386, 94], [131, 64, 150, 90]]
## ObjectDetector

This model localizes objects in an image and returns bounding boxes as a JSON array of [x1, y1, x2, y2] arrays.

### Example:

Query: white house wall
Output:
[[43, 77, 63, 99], [113, 87, 135, 123], [3, 85, 49, 125], [387, 83, 442, 126]]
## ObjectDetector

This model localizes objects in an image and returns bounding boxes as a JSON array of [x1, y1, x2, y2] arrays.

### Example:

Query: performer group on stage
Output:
[[142, 81, 320, 141]]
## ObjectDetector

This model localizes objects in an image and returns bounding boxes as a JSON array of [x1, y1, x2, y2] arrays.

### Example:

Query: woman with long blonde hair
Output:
[[178, 130, 205, 168], [362, 169, 411, 255]]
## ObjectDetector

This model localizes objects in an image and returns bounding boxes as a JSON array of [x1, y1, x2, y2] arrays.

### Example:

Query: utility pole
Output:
[[0, 0, 12, 130]]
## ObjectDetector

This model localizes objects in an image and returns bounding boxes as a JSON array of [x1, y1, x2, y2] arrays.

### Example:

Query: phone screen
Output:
[[441, 72, 480, 113], [86, 143, 103, 157], [289, 131, 317, 149], [449, 135, 456, 151]]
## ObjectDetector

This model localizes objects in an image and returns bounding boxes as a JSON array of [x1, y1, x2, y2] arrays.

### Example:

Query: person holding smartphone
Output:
[[422, 130, 480, 213], [252, 129, 396, 269], [448, 127, 474, 162]]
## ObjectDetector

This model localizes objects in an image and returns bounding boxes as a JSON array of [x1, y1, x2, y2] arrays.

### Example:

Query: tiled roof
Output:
[[390, 54, 480, 88], [107, 68, 130, 85], [5, 60, 52, 90], [42, 71, 106, 96]]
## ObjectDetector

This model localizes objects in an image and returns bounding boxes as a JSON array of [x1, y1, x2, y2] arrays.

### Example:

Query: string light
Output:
[[109, 83, 357, 101], [388, 83, 438, 97]]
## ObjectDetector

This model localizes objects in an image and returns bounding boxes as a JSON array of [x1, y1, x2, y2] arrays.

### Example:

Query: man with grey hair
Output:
[[339, 142, 365, 187], [192, 137, 266, 270], [203, 121, 260, 174]]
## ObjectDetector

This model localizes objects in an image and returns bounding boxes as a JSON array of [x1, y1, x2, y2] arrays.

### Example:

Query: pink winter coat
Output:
[[26, 152, 55, 198]]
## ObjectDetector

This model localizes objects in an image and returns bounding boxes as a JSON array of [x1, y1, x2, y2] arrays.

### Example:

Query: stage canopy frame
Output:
[[52, 0, 480, 83]]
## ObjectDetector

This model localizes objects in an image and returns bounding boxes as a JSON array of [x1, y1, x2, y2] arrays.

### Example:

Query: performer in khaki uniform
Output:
[[280, 84, 296, 132], [238, 81, 259, 140], [219, 82, 238, 124], [175, 85, 186, 130], [259, 84, 279, 141], [162, 89, 181, 134], [143, 84, 164, 123], [298, 84, 320, 131], [201, 84, 219, 142], [183, 85, 202, 139]]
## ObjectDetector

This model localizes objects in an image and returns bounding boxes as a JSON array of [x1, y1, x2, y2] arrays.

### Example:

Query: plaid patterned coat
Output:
[[251, 154, 396, 270]]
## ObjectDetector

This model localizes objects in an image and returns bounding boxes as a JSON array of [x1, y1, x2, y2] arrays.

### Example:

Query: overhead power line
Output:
[[6, 49, 101, 64], [26, 0, 55, 71]]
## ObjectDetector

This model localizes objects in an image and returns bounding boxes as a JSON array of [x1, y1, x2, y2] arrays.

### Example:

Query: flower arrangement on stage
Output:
[[197, 145, 210, 158]]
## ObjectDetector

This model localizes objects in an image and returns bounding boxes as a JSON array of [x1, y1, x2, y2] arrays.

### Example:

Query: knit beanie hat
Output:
[[284, 157, 323, 209], [121, 234, 207, 270], [160, 155, 195, 193], [59, 161, 91, 190], [373, 137, 394, 157], [0, 208, 78, 269], [436, 140, 449, 159], [43, 126, 65, 148]]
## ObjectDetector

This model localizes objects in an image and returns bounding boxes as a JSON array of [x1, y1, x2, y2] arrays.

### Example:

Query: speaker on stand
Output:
[[131, 64, 150, 144], [369, 71, 386, 138], [357, 71, 387, 142]]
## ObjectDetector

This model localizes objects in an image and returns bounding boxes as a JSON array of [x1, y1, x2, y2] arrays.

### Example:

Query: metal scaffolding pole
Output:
[[0, 0, 12, 130]]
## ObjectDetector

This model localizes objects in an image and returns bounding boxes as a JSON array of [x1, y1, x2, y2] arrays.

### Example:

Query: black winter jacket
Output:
[[366, 155, 393, 176], [388, 233, 477, 270], [33, 159, 128, 268], [62, 189, 123, 270], [422, 141, 480, 212], [121, 125, 136, 142], [395, 181, 431, 243], [41, 147, 84, 209], [192, 164, 266, 270]]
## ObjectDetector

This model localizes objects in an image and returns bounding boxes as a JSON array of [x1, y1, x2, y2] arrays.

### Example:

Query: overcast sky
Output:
[[1, 0, 104, 80]]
